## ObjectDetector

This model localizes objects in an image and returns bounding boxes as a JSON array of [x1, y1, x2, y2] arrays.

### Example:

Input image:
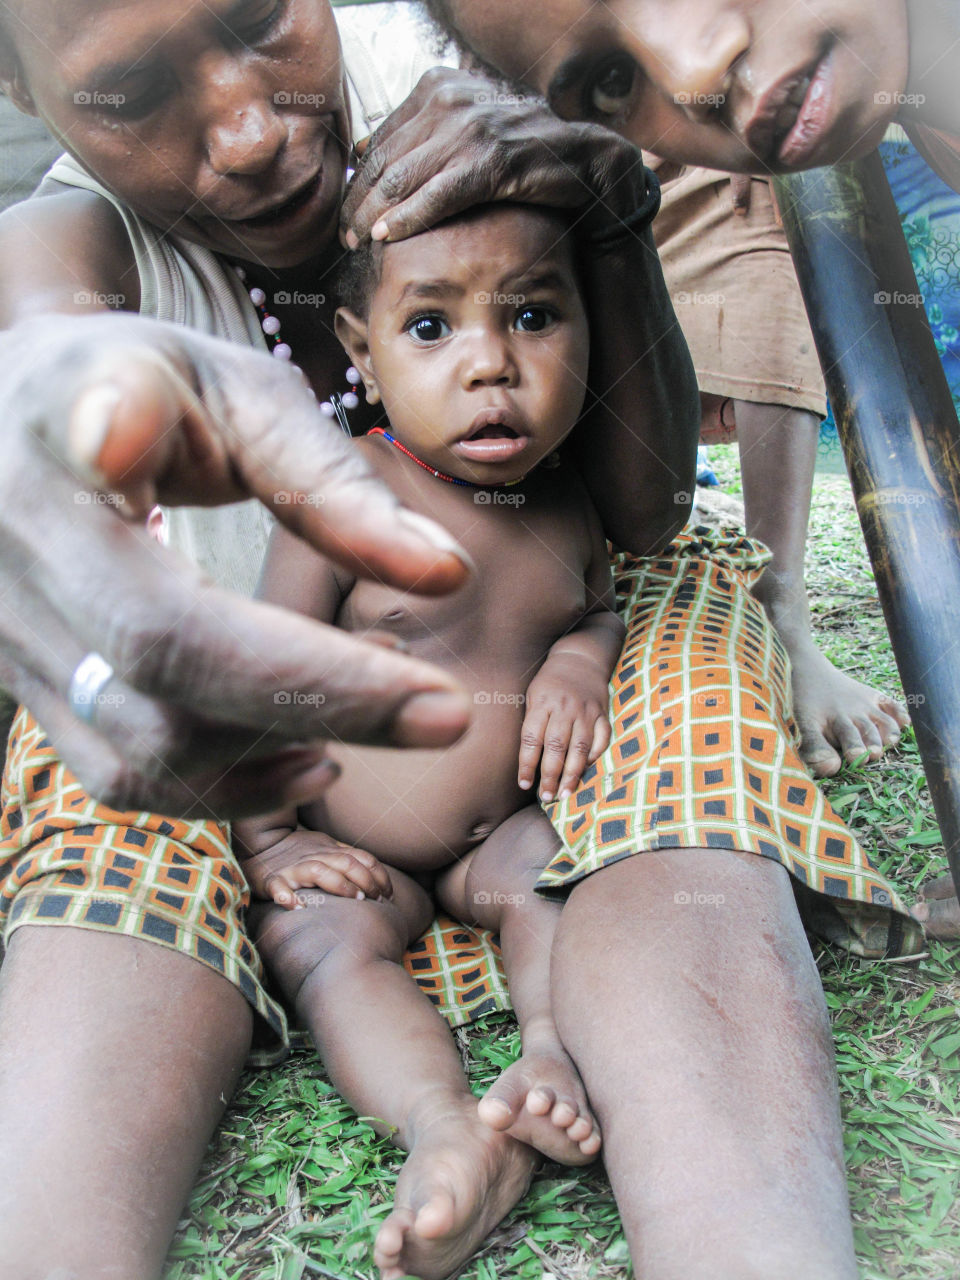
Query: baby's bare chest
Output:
[[339, 496, 592, 671]]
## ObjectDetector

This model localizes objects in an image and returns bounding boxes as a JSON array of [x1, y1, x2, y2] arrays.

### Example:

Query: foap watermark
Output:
[[474, 90, 531, 107], [274, 291, 326, 308], [274, 490, 326, 506], [474, 890, 526, 906], [474, 291, 526, 306], [905, 693, 927, 707], [274, 691, 327, 707], [74, 289, 125, 308], [674, 290, 725, 306], [674, 890, 726, 907], [674, 91, 726, 107], [876, 490, 928, 507], [74, 90, 126, 107], [475, 489, 525, 506], [75, 491, 125, 507], [875, 90, 926, 107], [474, 690, 526, 707], [274, 90, 326, 107], [292, 890, 327, 909], [875, 290, 925, 307], [692, 689, 729, 711], [673, 490, 693, 505]]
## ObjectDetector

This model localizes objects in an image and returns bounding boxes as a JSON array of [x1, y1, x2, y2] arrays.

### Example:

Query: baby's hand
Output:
[[242, 830, 393, 910], [518, 655, 612, 802]]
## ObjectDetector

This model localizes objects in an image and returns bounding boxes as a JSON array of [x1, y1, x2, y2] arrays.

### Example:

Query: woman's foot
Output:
[[912, 872, 960, 940], [785, 636, 908, 778], [477, 1034, 601, 1165], [374, 1095, 537, 1280]]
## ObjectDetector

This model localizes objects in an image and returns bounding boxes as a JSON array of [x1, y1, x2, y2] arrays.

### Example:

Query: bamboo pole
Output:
[[775, 154, 960, 896]]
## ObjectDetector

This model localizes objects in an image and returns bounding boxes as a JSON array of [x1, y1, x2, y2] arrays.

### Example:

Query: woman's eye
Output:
[[589, 56, 637, 116], [102, 77, 171, 122], [407, 315, 450, 343], [515, 306, 553, 333], [237, 0, 283, 41]]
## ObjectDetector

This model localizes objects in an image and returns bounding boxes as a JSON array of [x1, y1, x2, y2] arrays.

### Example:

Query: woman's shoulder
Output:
[[0, 182, 138, 324]]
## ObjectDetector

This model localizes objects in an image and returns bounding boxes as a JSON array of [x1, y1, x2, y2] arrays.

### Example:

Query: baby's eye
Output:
[[406, 315, 450, 344], [588, 55, 637, 117], [514, 306, 554, 333]]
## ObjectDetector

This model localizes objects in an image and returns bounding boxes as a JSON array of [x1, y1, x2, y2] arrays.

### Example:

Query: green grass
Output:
[[164, 448, 960, 1280]]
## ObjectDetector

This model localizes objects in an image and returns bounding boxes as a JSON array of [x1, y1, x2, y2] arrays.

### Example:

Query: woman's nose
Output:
[[202, 64, 287, 176], [629, 0, 749, 115]]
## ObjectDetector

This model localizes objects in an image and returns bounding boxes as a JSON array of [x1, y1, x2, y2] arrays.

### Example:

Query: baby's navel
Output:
[[470, 819, 496, 842]]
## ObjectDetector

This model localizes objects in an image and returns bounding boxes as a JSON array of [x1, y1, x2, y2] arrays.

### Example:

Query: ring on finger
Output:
[[68, 652, 115, 723]]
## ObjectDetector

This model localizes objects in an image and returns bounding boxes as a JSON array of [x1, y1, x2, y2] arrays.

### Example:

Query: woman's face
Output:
[[448, 0, 910, 172], [4, 0, 349, 267]]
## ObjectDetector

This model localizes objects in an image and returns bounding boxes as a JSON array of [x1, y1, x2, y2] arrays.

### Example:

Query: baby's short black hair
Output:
[[336, 203, 586, 320], [336, 237, 384, 320]]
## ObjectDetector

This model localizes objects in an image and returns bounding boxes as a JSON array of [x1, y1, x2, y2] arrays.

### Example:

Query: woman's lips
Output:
[[743, 51, 831, 168], [776, 53, 836, 168], [231, 170, 324, 230]]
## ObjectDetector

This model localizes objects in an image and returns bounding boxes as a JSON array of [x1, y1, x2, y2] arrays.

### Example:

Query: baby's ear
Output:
[[334, 307, 380, 405]]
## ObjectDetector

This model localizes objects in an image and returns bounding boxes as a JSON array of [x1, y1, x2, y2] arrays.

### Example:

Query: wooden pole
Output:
[[775, 154, 960, 895]]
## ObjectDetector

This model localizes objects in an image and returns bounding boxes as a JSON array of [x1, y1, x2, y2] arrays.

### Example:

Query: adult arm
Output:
[[0, 193, 472, 818], [342, 69, 699, 554]]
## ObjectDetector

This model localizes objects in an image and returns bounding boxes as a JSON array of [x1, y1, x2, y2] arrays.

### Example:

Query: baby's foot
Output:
[[374, 1096, 536, 1280], [477, 1034, 601, 1165], [786, 640, 908, 778]]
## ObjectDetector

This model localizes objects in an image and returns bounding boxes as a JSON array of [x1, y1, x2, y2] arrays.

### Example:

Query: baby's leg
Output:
[[252, 870, 536, 1280], [438, 806, 601, 1165]]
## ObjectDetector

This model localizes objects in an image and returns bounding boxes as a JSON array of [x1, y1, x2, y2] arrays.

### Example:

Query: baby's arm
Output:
[[519, 512, 625, 802], [233, 524, 392, 908]]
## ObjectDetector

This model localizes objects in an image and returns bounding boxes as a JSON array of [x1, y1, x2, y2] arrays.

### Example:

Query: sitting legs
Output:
[[251, 868, 536, 1280]]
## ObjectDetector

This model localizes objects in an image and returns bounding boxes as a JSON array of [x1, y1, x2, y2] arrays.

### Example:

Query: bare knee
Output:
[[253, 898, 413, 1003]]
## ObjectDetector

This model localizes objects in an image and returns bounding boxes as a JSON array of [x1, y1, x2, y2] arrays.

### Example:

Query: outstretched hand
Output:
[[0, 313, 473, 818]]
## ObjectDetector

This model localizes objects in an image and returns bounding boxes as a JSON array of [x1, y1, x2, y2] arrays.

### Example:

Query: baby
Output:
[[234, 201, 625, 1280]]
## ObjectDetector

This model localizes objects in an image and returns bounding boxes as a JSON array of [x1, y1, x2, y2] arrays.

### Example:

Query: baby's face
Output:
[[447, 0, 909, 173], [3, 0, 349, 268], [362, 206, 590, 487]]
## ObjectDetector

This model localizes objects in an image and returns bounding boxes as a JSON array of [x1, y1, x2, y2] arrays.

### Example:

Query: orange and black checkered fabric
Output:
[[0, 708, 506, 1059], [539, 530, 922, 958]]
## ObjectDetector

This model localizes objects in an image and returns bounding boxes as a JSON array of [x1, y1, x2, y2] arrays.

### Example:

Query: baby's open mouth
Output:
[[454, 415, 529, 463], [467, 423, 519, 440]]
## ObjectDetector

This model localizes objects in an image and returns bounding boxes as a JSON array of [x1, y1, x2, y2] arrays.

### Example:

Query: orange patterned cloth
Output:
[[539, 531, 922, 958]]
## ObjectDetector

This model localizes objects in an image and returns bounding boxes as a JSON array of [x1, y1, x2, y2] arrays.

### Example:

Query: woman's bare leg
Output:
[[734, 398, 908, 776], [552, 848, 858, 1280], [0, 926, 252, 1280]]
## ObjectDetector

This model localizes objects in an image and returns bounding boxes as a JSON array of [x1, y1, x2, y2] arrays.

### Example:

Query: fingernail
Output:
[[559, 788, 571, 799], [392, 690, 471, 747], [541, 790, 554, 802], [69, 383, 123, 474], [396, 509, 476, 571], [356, 890, 365, 900], [371, 219, 389, 241], [518, 780, 532, 790], [346, 228, 359, 249]]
